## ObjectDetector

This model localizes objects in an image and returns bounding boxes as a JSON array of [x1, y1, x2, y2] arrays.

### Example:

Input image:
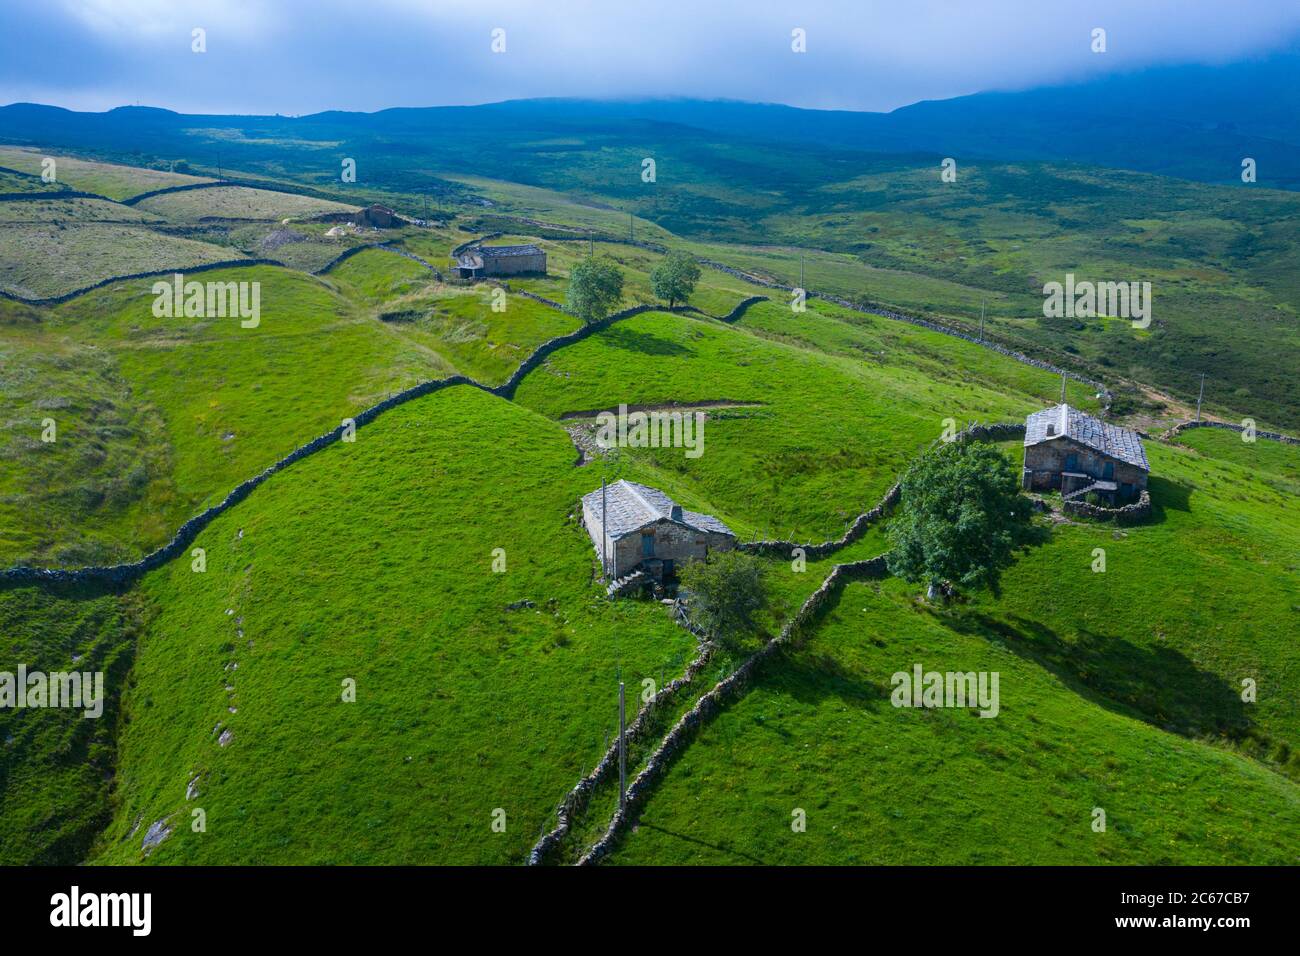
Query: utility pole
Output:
[[589, 229, 594, 258], [1060, 372, 1067, 404], [629, 212, 634, 242], [979, 297, 985, 343], [800, 252, 805, 291], [618, 681, 627, 811], [1195, 373, 1206, 422]]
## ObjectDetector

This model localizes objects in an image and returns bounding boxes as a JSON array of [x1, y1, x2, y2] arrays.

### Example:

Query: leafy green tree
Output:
[[649, 250, 701, 309], [886, 441, 1032, 600], [678, 550, 769, 648], [565, 256, 624, 324]]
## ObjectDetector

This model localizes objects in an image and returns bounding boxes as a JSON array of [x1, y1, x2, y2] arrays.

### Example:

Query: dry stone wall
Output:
[[1063, 489, 1152, 524], [527, 639, 716, 865], [1163, 419, 1299, 446], [0, 258, 284, 306], [741, 422, 1025, 561], [576, 555, 889, 865], [2, 296, 684, 587]]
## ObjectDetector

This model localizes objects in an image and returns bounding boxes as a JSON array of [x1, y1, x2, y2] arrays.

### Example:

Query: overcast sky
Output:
[[2, 0, 1299, 115]]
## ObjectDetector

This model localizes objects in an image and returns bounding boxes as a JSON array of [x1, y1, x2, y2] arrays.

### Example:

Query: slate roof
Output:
[[1025, 404, 1149, 471], [582, 480, 734, 540], [478, 244, 544, 258]]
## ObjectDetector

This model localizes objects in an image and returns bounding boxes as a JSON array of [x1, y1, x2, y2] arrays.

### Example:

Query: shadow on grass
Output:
[[1146, 475, 1192, 522], [945, 611, 1251, 741], [633, 820, 767, 865], [760, 638, 891, 715], [602, 325, 694, 358], [0, 579, 143, 864]]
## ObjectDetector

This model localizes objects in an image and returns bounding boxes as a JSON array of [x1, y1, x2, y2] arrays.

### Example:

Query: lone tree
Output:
[[565, 256, 624, 324], [886, 441, 1033, 601], [678, 550, 769, 649], [649, 250, 701, 310]]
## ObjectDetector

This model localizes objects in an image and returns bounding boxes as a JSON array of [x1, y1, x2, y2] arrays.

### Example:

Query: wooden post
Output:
[[618, 681, 627, 811], [1060, 373, 1067, 404], [979, 298, 985, 343], [1196, 373, 1206, 422]]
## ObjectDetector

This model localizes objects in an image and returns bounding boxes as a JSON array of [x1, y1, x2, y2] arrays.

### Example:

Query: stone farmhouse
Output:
[[1022, 403, 1149, 503], [582, 480, 735, 581], [453, 243, 547, 279]]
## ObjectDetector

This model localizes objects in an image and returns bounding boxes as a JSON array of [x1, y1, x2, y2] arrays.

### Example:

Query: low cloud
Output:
[[2, 0, 1298, 114]]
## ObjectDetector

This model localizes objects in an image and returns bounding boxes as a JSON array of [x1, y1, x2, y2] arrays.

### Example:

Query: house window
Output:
[[641, 532, 655, 558]]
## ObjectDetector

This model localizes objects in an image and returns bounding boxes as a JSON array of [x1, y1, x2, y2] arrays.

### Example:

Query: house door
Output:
[[1065, 453, 1079, 472], [641, 532, 655, 558], [1102, 461, 1115, 480]]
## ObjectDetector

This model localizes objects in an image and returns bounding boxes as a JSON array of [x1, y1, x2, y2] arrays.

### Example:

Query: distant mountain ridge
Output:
[[3, 45, 1299, 188]]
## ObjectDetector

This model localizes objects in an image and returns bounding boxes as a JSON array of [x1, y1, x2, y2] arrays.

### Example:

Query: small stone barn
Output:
[[454, 244, 547, 279], [582, 480, 735, 581], [1022, 403, 1149, 503]]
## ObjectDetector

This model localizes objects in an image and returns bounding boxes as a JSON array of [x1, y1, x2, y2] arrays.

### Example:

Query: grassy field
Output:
[[0, 584, 145, 865], [1, 145, 1296, 867], [0, 311, 176, 565], [0, 167, 64, 193], [952, 438, 1300, 767], [601, 432, 1300, 864], [513, 305, 1099, 541], [611, 577, 1300, 865], [0, 146, 215, 200], [1, 265, 460, 566], [6, 107, 1298, 427], [134, 185, 357, 222], [88, 386, 698, 864], [0, 197, 162, 223], [0, 224, 241, 299]]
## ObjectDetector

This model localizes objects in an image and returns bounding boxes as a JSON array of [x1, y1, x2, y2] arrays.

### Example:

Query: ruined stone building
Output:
[[1022, 403, 1149, 503], [581, 480, 735, 580], [318, 203, 401, 229]]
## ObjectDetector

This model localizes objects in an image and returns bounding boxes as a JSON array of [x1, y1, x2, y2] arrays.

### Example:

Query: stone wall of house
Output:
[[1022, 437, 1147, 496], [483, 253, 546, 276], [605, 519, 733, 578]]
